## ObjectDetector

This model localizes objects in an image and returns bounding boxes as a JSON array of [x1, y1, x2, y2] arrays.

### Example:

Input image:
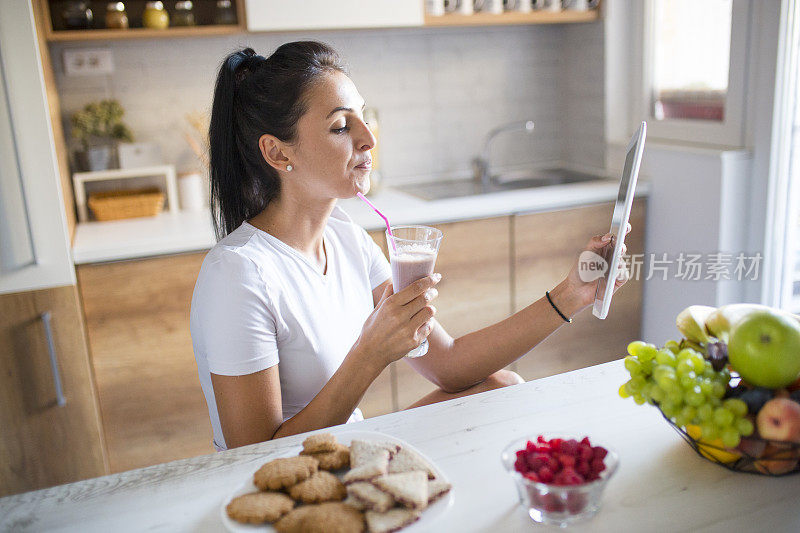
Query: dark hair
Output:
[[208, 42, 347, 239]]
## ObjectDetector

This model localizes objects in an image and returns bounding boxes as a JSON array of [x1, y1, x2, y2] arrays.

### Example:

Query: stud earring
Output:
[[286, 165, 293, 172]]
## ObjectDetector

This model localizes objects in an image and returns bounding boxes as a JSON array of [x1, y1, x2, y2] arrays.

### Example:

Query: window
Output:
[[651, 0, 732, 123], [639, 0, 749, 147]]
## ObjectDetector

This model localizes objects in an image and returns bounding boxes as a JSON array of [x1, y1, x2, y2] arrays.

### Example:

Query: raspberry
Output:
[[542, 493, 564, 512], [566, 492, 588, 513], [554, 468, 584, 486], [576, 459, 590, 477], [544, 455, 560, 473], [524, 472, 540, 482], [516, 449, 526, 459], [549, 438, 564, 452], [560, 439, 580, 456], [558, 454, 576, 468], [538, 466, 555, 483], [586, 471, 600, 481], [526, 440, 537, 453], [590, 458, 606, 474], [580, 436, 592, 447], [537, 435, 547, 444], [514, 457, 528, 473], [526, 453, 547, 471], [578, 445, 594, 461], [592, 446, 608, 460]]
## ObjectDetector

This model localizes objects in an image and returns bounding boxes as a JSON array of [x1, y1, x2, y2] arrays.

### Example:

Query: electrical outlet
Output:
[[63, 49, 114, 76]]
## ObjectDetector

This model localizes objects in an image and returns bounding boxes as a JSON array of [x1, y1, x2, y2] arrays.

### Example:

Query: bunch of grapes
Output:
[[619, 340, 754, 448]]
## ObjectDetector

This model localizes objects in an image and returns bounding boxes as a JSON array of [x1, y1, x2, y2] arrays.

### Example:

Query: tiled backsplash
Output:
[[51, 23, 605, 185]]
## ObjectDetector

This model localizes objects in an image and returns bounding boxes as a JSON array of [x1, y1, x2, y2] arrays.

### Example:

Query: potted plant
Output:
[[71, 99, 133, 171]]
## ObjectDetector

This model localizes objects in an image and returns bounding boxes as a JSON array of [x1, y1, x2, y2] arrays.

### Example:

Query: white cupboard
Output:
[[245, 0, 424, 32]]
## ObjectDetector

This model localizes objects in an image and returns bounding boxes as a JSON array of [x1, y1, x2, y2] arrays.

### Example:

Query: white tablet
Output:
[[593, 121, 647, 319]]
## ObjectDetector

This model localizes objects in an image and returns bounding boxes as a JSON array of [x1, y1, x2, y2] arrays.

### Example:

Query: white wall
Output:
[[50, 24, 606, 185]]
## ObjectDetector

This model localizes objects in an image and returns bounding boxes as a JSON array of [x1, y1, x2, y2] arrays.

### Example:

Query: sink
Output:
[[400, 168, 608, 201]]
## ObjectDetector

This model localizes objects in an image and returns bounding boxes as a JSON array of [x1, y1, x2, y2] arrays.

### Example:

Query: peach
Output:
[[756, 398, 800, 443]]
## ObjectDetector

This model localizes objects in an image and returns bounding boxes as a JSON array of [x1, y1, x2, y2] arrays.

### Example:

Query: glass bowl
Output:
[[501, 435, 619, 527]]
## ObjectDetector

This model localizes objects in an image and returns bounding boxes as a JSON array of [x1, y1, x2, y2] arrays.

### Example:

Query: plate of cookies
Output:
[[222, 430, 454, 533]]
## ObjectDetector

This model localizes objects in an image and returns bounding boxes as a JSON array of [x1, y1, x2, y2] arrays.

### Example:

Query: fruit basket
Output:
[[619, 304, 800, 477], [659, 408, 800, 476]]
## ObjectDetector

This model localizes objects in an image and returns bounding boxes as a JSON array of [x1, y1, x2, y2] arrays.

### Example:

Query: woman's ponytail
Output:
[[208, 43, 347, 240]]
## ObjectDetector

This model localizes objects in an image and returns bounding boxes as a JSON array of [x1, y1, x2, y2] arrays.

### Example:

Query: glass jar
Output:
[[61, 1, 93, 30], [172, 1, 196, 27], [105, 2, 129, 29], [213, 0, 237, 25], [143, 1, 170, 29]]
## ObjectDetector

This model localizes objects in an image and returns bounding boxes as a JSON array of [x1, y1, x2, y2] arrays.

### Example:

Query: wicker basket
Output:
[[88, 188, 165, 221]]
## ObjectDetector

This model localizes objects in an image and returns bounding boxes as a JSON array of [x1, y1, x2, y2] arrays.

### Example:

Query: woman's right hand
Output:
[[353, 274, 441, 367]]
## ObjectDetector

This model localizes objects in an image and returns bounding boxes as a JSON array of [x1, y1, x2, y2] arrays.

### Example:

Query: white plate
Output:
[[221, 430, 455, 532]]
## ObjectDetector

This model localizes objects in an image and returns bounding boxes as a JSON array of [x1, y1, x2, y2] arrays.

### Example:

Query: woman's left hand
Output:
[[557, 223, 632, 314]]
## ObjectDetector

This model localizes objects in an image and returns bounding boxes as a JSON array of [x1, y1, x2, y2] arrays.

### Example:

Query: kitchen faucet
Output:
[[473, 120, 535, 189]]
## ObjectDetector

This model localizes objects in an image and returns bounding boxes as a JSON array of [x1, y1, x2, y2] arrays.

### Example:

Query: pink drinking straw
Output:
[[356, 192, 396, 252]]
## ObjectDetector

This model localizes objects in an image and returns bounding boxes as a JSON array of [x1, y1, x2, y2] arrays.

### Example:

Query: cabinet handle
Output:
[[40, 311, 66, 407]]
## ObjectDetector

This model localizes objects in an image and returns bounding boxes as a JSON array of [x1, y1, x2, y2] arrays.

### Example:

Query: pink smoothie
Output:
[[390, 247, 437, 291]]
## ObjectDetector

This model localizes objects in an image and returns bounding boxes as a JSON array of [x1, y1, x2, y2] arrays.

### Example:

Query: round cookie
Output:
[[301, 443, 351, 471], [274, 502, 365, 533], [288, 470, 347, 503], [254, 456, 319, 491], [302, 433, 339, 454], [226, 491, 295, 524]]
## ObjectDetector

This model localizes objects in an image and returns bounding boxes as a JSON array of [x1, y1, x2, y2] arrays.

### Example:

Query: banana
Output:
[[704, 303, 800, 343], [675, 305, 716, 344]]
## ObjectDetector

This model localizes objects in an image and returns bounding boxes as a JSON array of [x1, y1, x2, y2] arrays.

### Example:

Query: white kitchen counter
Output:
[[71, 180, 650, 264], [1, 359, 796, 532]]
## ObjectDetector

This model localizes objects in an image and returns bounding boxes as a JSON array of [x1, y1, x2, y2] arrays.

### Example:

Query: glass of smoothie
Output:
[[385, 225, 443, 357]]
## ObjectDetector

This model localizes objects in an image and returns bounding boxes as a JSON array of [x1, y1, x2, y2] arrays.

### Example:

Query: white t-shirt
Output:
[[190, 205, 391, 450]]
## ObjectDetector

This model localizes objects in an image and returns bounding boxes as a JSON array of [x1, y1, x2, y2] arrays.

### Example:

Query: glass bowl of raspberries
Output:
[[501, 434, 619, 526]]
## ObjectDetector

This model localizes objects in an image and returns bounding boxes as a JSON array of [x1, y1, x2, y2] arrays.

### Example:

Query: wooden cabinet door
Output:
[[513, 199, 647, 381], [0, 286, 107, 497], [77, 253, 213, 473]]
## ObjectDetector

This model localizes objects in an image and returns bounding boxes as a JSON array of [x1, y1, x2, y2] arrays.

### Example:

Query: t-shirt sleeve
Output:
[[192, 249, 280, 376], [362, 228, 392, 290]]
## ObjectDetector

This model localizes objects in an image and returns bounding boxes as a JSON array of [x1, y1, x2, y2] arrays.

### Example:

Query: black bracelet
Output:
[[545, 290, 573, 324]]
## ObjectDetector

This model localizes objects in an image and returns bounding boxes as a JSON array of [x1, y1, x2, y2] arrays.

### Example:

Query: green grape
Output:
[[701, 423, 720, 441], [667, 388, 684, 404], [664, 340, 681, 354], [639, 344, 658, 362], [656, 349, 677, 366], [724, 398, 748, 418], [710, 381, 726, 400], [653, 365, 676, 381], [660, 400, 680, 418], [717, 367, 731, 382], [649, 385, 665, 403], [630, 376, 647, 392], [697, 403, 714, 422], [657, 374, 680, 393], [680, 371, 698, 389], [624, 356, 643, 376], [702, 364, 716, 379], [675, 413, 691, 427], [641, 382, 654, 400], [689, 353, 706, 374], [677, 349, 695, 362], [640, 359, 655, 376], [685, 386, 706, 407], [676, 359, 695, 376], [721, 427, 741, 448], [619, 383, 631, 398], [699, 378, 714, 396], [736, 418, 754, 436], [627, 340, 647, 356], [713, 407, 735, 428], [680, 405, 697, 424], [633, 394, 646, 405]]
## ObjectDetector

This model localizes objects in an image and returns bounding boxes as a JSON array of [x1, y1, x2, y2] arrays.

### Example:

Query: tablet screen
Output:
[[593, 122, 646, 319]]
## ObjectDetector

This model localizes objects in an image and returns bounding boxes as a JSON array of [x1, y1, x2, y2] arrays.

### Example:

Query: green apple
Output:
[[728, 311, 800, 389]]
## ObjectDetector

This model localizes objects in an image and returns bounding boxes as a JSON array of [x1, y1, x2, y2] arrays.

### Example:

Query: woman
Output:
[[190, 42, 628, 451]]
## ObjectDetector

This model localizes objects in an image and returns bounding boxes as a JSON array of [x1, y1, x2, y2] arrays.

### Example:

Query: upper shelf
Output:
[[423, 9, 600, 27], [45, 24, 243, 42]]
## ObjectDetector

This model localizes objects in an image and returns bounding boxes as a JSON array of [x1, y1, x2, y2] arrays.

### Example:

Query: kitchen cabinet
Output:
[[77, 253, 213, 473], [0, 286, 107, 497], [245, 0, 424, 32], [512, 199, 647, 380]]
